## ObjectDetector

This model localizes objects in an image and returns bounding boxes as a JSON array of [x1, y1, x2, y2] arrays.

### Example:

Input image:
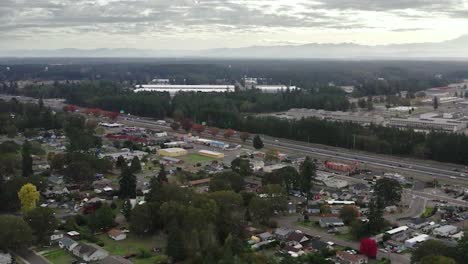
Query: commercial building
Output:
[[255, 85, 299, 93], [385, 226, 409, 236], [158, 148, 188, 157], [388, 112, 468, 132], [271, 108, 384, 126], [134, 84, 235, 94], [324, 161, 356, 173], [433, 225, 458, 237], [100, 150, 148, 160], [198, 150, 225, 159], [404, 234, 430, 248]]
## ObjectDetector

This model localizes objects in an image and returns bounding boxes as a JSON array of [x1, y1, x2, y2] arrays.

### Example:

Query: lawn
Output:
[[97, 233, 166, 256], [181, 153, 216, 164], [41, 248, 75, 264], [133, 255, 168, 264]]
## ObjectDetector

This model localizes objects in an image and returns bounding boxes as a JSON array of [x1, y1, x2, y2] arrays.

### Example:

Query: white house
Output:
[[58, 237, 78, 251], [108, 229, 127, 241], [404, 234, 430, 248], [49, 230, 64, 245], [72, 243, 109, 262]]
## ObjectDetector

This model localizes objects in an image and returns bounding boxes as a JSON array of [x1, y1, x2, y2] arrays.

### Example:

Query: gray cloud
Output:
[[0, 0, 376, 35], [313, 0, 463, 12], [1, 0, 468, 49]]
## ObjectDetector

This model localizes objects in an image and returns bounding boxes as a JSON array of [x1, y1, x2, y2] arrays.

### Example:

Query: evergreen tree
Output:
[[21, 141, 33, 177], [122, 199, 132, 220], [368, 195, 385, 234], [433, 96, 439, 109], [299, 156, 316, 202], [129, 156, 142, 173], [115, 155, 125, 168], [253, 135, 264, 149], [158, 163, 168, 183], [119, 166, 136, 198], [166, 223, 186, 261]]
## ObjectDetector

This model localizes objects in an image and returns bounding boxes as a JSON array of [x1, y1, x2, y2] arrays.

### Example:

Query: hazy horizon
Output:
[[2, 0, 468, 51]]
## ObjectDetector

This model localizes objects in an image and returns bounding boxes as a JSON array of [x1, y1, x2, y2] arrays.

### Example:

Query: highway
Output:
[[121, 116, 468, 183], [4, 93, 468, 183]]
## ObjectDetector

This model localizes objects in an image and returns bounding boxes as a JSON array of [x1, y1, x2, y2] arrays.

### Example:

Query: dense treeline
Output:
[[2, 59, 468, 95], [11, 81, 468, 165], [0, 98, 64, 135], [17, 81, 350, 120], [237, 116, 468, 165]]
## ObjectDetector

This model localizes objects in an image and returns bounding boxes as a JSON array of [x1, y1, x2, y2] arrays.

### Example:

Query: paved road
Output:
[[275, 215, 411, 264], [13, 248, 50, 264], [6, 93, 468, 183], [119, 115, 468, 183]]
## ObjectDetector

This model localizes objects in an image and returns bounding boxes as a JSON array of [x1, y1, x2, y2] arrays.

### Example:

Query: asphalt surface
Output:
[[13, 248, 50, 264], [5, 93, 468, 183]]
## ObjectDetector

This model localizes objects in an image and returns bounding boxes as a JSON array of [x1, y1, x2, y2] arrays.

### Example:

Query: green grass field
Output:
[[42, 248, 75, 264], [181, 153, 216, 164], [97, 233, 166, 256]]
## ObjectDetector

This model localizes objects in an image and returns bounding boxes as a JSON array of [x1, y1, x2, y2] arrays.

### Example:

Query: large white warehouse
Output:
[[134, 84, 235, 94]]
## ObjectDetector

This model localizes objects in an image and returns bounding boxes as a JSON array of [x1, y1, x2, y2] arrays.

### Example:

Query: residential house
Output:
[[306, 204, 321, 214], [336, 251, 368, 264], [274, 228, 294, 241], [257, 232, 274, 241], [72, 243, 109, 262], [408, 218, 430, 230], [350, 183, 369, 195], [305, 239, 329, 252], [48, 175, 64, 185], [287, 231, 309, 244], [58, 237, 78, 251], [319, 217, 345, 228], [108, 229, 127, 241], [98, 255, 133, 264], [49, 230, 64, 245]]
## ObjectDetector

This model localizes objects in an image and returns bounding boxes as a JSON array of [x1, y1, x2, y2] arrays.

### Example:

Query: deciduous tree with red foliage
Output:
[[360, 238, 377, 259], [208, 127, 219, 137], [191, 124, 205, 134], [64, 105, 77, 112], [224, 129, 235, 138], [239, 132, 250, 142], [104, 111, 119, 120], [181, 119, 193, 132]]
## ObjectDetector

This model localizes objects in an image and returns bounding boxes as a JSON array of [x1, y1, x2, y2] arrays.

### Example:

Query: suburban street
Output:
[[121, 115, 468, 183], [275, 215, 411, 264]]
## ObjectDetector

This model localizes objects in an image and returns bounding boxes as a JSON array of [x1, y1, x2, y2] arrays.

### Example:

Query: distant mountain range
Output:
[[2, 35, 468, 59]]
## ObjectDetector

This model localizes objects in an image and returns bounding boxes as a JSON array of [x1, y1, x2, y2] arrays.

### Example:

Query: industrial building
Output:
[[255, 85, 299, 93], [404, 234, 430, 248], [270, 108, 385, 126], [388, 112, 468, 133], [134, 84, 235, 94], [158, 148, 188, 157], [198, 150, 225, 159]]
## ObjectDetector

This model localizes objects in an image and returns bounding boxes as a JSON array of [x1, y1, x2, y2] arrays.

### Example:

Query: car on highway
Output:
[[450, 176, 457, 179]]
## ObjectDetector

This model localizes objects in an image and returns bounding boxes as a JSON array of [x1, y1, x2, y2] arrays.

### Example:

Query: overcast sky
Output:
[[2, 0, 468, 50]]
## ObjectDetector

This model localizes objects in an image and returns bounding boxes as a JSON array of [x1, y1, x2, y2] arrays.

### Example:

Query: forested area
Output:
[[1, 59, 467, 96], [237, 116, 468, 165], [7, 80, 468, 165]]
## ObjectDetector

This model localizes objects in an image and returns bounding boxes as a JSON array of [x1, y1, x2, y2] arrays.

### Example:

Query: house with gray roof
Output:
[[72, 243, 109, 262], [58, 237, 78, 251]]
